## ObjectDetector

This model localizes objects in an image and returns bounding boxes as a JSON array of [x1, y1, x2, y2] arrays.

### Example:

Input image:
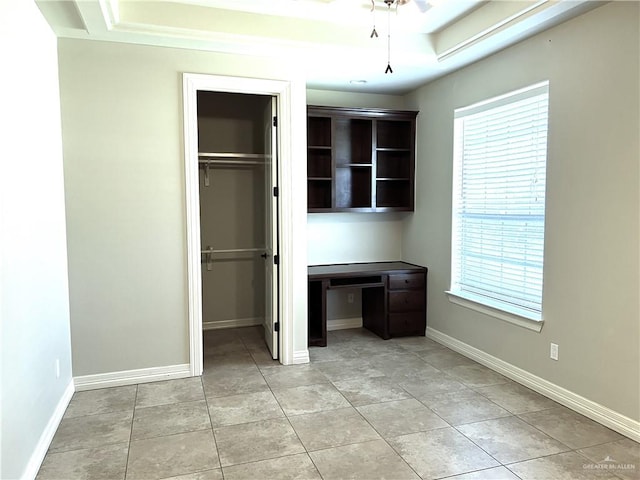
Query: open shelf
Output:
[[307, 106, 417, 212], [377, 120, 413, 149], [377, 150, 411, 179], [307, 117, 331, 147], [308, 179, 332, 210], [376, 180, 411, 208], [335, 117, 372, 165], [336, 166, 372, 209]]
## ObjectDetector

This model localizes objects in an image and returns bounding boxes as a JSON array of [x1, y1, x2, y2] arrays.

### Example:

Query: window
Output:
[[449, 81, 549, 324]]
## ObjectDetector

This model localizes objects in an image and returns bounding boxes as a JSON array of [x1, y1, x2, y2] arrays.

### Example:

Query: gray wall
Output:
[[403, 2, 639, 421], [57, 39, 307, 376], [0, 0, 73, 477]]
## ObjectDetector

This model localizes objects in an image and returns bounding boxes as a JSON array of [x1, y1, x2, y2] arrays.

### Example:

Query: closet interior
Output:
[[197, 91, 277, 358]]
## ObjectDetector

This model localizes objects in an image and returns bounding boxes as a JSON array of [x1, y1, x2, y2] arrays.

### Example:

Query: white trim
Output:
[[203, 317, 263, 331], [327, 317, 363, 331], [426, 327, 640, 442], [292, 349, 310, 365], [182, 73, 298, 372], [74, 0, 111, 35], [183, 73, 204, 377], [437, 0, 548, 61], [454, 80, 549, 118], [74, 364, 190, 391], [21, 380, 74, 480], [446, 291, 544, 333]]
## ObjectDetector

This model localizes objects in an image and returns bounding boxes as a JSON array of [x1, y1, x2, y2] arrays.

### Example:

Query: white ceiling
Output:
[[36, 0, 600, 94]]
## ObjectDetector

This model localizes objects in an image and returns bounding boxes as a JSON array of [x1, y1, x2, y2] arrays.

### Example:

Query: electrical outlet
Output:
[[347, 293, 355, 304], [55, 358, 60, 378], [550, 343, 559, 361]]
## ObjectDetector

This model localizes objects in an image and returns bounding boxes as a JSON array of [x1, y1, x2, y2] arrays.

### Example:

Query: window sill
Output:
[[445, 291, 544, 332]]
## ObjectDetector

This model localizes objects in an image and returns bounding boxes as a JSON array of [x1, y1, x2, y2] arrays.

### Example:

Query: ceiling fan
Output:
[[370, 0, 430, 74], [374, 0, 430, 13]]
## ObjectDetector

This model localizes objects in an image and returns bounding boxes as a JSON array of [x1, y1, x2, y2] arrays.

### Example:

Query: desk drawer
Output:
[[388, 273, 424, 290], [388, 291, 424, 312], [389, 312, 425, 336]]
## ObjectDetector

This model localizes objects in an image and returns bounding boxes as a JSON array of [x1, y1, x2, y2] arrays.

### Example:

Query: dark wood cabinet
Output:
[[307, 106, 418, 213], [386, 272, 427, 337], [308, 262, 427, 346]]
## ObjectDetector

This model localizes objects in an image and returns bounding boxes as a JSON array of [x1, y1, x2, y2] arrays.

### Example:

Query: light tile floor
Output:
[[37, 327, 640, 480]]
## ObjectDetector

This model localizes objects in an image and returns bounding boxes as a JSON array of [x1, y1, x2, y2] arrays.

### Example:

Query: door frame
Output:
[[182, 73, 295, 375]]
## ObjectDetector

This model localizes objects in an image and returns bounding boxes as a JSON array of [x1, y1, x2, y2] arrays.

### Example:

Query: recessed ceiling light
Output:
[[349, 80, 368, 85]]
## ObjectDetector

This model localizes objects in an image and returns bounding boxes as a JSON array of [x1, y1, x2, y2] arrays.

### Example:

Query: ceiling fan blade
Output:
[[413, 0, 430, 13], [395, 0, 430, 13]]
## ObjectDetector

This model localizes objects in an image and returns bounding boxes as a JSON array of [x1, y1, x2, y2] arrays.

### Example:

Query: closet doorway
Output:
[[198, 90, 278, 360], [183, 74, 289, 376]]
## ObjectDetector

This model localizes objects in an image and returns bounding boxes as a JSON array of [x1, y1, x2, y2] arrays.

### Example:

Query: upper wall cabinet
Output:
[[307, 106, 418, 213]]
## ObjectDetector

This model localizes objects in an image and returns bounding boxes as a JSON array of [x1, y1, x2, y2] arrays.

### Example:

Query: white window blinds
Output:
[[450, 81, 549, 321]]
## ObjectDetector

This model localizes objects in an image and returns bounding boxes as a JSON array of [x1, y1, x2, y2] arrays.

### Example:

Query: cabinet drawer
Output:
[[388, 312, 425, 336], [388, 291, 424, 312], [388, 273, 424, 290]]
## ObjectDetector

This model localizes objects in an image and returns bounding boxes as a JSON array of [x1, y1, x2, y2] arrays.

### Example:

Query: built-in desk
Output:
[[308, 262, 428, 346]]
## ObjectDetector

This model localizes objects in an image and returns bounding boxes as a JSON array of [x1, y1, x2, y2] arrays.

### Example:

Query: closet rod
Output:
[[201, 247, 264, 254], [201, 247, 264, 270], [198, 152, 266, 160], [199, 159, 264, 166]]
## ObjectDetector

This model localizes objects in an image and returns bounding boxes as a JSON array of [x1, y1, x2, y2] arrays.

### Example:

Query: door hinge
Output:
[[273, 186, 279, 197], [273, 254, 279, 265], [274, 322, 280, 332], [273, 116, 277, 127]]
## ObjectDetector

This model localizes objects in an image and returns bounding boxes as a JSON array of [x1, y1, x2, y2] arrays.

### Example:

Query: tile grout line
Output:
[[208, 328, 323, 477], [38, 327, 639, 479], [359, 342, 510, 476], [203, 328, 253, 476], [316, 344, 425, 479], [201, 374, 225, 479], [257, 344, 326, 479], [207, 328, 638, 479], [513, 406, 625, 453], [123, 384, 138, 480]]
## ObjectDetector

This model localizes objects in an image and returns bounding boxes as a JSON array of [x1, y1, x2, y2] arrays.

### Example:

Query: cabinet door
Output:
[[388, 291, 425, 312], [388, 312, 425, 336], [388, 273, 425, 290]]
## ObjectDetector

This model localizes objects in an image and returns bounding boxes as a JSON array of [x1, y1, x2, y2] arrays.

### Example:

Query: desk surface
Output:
[[308, 261, 425, 279]]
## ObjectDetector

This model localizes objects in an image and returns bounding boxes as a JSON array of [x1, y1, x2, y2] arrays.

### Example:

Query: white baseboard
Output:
[[292, 349, 310, 364], [21, 380, 74, 480], [327, 317, 362, 331], [74, 364, 191, 391], [203, 317, 263, 330], [426, 327, 640, 442]]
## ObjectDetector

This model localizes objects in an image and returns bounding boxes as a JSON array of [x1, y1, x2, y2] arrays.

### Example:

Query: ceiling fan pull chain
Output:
[[370, 0, 378, 37], [385, 0, 393, 74]]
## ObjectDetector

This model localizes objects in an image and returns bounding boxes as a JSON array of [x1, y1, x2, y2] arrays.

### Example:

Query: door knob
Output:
[[261, 253, 268, 259]]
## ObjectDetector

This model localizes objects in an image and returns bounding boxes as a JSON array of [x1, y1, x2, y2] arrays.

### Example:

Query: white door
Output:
[[263, 97, 279, 359]]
